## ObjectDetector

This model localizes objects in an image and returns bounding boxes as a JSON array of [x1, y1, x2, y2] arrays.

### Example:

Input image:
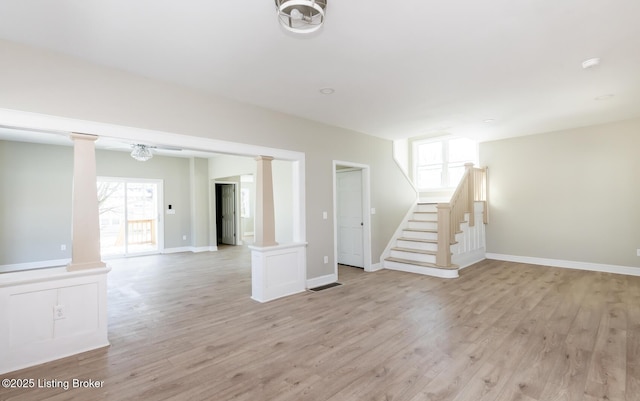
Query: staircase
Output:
[[382, 163, 488, 279], [384, 203, 460, 278]]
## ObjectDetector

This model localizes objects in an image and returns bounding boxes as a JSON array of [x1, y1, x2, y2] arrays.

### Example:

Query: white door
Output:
[[337, 169, 364, 268], [221, 184, 236, 245]]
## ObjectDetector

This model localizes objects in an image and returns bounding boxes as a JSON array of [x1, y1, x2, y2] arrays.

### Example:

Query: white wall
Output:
[[480, 118, 640, 269]]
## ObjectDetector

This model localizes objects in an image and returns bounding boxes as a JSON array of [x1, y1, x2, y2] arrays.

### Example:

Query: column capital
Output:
[[69, 132, 99, 142], [255, 155, 274, 162]]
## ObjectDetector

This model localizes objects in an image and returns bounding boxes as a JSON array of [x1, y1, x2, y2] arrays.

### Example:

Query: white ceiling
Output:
[[0, 0, 639, 143]]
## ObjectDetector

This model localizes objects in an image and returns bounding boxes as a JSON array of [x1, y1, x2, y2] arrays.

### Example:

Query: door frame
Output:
[[214, 180, 240, 246], [333, 161, 372, 277], [97, 176, 165, 257]]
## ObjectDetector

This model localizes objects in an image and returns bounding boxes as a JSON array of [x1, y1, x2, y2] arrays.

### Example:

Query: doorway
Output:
[[336, 169, 364, 268], [333, 162, 372, 276], [97, 178, 163, 257], [215, 183, 237, 245]]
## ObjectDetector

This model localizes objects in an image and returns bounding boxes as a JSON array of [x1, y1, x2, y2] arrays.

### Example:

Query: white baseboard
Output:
[[192, 246, 218, 253], [453, 248, 486, 270], [368, 262, 383, 272], [163, 246, 218, 254], [486, 253, 640, 277], [0, 259, 70, 273], [162, 247, 193, 254], [306, 273, 337, 289]]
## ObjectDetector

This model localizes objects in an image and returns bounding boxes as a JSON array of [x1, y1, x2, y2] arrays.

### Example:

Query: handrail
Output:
[[436, 163, 488, 267]]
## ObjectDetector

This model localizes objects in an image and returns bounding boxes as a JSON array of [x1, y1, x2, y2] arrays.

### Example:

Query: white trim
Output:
[[0, 259, 71, 274], [97, 176, 165, 256], [384, 261, 459, 278], [454, 248, 486, 270], [192, 246, 217, 253], [0, 266, 111, 288], [0, 108, 304, 161], [163, 246, 217, 254], [162, 247, 193, 254], [333, 161, 372, 274], [214, 181, 240, 246], [486, 253, 640, 277], [306, 273, 337, 289], [369, 262, 383, 272]]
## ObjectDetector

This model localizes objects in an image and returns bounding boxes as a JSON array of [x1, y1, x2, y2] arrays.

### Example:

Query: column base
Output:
[[67, 260, 107, 272]]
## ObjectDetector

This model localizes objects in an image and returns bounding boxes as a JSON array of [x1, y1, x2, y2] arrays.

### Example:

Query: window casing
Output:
[[413, 137, 478, 190]]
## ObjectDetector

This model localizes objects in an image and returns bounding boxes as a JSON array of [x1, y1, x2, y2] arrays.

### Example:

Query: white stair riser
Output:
[[412, 213, 437, 222], [384, 260, 459, 279], [407, 221, 437, 230], [397, 240, 438, 252], [402, 230, 437, 240], [416, 204, 437, 213], [389, 250, 436, 264]]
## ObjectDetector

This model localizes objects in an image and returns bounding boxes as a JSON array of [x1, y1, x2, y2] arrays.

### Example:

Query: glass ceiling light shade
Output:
[[131, 144, 153, 161], [275, 0, 327, 34]]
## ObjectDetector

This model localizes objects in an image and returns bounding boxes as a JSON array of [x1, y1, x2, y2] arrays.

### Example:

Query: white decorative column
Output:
[[250, 156, 306, 302], [67, 133, 106, 271], [254, 156, 278, 247]]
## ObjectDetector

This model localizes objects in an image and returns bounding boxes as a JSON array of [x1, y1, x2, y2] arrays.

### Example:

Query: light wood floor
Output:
[[2, 246, 639, 401]]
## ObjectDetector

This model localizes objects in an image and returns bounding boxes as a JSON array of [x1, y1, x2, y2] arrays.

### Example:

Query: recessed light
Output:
[[319, 88, 335, 95], [594, 94, 614, 101], [581, 58, 601, 69], [483, 119, 495, 123]]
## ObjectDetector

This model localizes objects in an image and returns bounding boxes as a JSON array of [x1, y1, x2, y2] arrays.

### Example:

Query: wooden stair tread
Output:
[[408, 219, 437, 223], [391, 247, 437, 255], [385, 257, 458, 270], [397, 237, 437, 243], [402, 228, 438, 233]]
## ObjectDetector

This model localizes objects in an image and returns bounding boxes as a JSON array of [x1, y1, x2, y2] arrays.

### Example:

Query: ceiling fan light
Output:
[[275, 0, 327, 34], [131, 144, 153, 161]]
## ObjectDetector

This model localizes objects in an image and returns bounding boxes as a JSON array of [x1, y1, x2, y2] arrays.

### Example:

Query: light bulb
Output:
[[290, 8, 303, 20]]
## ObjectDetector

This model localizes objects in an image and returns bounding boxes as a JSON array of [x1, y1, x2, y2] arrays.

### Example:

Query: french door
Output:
[[97, 178, 163, 257]]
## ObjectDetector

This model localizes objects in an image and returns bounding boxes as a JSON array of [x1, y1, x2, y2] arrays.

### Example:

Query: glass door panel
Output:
[[98, 179, 160, 257]]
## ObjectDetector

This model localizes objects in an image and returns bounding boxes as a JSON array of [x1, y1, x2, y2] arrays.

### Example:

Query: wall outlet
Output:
[[53, 305, 65, 320], [60, 244, 66, 251], [323, 256, 329, 264], [322, 211, 328, 220], [637, 249, 640, 257], [183, 235, 187, 241]]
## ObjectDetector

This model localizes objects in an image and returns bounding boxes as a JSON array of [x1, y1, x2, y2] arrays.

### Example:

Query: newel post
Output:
[[465, 162, 475, 227], [436, 203, 451, 267]]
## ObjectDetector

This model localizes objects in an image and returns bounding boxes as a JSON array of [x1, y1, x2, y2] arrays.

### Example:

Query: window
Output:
[[413, 137, 477, 189]]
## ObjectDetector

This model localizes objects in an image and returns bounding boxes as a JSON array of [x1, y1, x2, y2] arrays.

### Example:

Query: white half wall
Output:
[[0, 266, 110, 374]]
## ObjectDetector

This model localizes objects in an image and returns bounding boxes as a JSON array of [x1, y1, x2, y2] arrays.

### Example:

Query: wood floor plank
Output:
[[2, 249, 639, 401]]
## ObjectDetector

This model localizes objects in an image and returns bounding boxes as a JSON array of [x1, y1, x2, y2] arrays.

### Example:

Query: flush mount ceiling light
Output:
[[131, 144, 153, 161], [581, 58, 601, 69], [275, 0, 327, 34]]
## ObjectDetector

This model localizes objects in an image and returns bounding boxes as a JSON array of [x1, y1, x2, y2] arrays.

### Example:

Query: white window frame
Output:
[[412, 137, 478, 191]]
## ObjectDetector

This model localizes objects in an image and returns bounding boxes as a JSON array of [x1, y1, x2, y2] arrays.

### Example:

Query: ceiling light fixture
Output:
[[581, 58, 600, 69], [319, 87, 335, 94], [131, 144, 153, 161], [275, 0, 327, 34]]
